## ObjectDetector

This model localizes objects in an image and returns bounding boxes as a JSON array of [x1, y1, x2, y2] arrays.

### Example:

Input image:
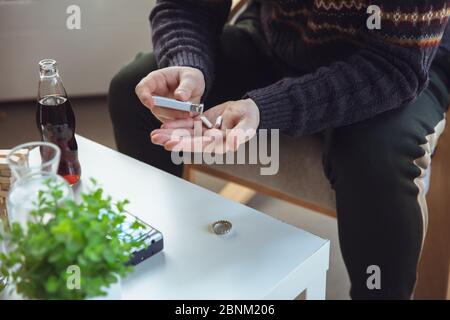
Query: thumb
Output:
[[174, 75, 197, 101]]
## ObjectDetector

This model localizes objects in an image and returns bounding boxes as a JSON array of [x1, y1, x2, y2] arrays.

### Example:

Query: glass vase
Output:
[[6, 141, 73, 228]]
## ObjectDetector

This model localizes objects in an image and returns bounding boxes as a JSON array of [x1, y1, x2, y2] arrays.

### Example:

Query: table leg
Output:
[[305, 272, 327, 300]]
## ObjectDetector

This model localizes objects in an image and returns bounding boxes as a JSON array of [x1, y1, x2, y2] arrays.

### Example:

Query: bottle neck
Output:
[[39, 59, 59, 77], [38, 59, 67, 99], [39, 68, 59, 78]]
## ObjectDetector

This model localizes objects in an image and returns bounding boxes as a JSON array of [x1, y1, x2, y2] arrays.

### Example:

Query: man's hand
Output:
[[135, 66, 205, 123], [150, 98, 260, 153]]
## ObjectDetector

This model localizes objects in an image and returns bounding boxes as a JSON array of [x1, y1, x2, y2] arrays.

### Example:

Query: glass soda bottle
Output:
[[36, 59, 81, 185]]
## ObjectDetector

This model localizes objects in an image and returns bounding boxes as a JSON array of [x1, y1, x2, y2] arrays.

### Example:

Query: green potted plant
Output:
[[0, 179, 147, 300]]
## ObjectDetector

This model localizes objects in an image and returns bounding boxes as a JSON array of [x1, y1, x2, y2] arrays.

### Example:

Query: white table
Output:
[[76, 136, 330, 300]]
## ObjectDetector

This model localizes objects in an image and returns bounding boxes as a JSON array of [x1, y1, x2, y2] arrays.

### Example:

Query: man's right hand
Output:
[[135, 66, 205, 123]]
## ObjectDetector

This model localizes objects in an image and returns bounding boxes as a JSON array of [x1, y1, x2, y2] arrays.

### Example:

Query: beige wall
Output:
[[0, 0, 155, 101]]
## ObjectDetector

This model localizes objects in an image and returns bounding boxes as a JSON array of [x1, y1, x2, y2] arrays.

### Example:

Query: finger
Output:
[[174, 73, 197, 101], [155, 114, 172, 123], [165, 128, 225, 154], [203, 128, 225, 139], [188, 116, 214, 132], [202, 102, 231, 131], [157, 123, 207, 140], [135, 78, 155, 108], [161, 118, 195, 129], [152, 106, 191, 120], [150, 133, 172, 146], [203, 102, 229, 122], [135, 71, 167, 108], [151, 128, 194, 138], [225, 118, 257, 152], [204, 129, 227, 154], [164, 136, 213, 152], [221, 108, 241, 130], [151, 130, 196, 146], [152, 127, 195, 146]]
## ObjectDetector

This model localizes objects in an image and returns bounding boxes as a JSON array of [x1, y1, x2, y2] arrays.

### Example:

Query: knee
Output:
[[109, 68, 131, 100], [108, 68, 136, 124], [109, 65, 144, 104], [108, 53, 158, 121], [325, 123, 426, 189], [108, 68, 135, 119]]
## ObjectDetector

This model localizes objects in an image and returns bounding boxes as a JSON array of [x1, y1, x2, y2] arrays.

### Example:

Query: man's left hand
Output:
[[150, 98, 260, 153]]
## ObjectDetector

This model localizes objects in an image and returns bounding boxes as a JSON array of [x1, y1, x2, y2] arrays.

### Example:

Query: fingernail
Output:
[[175, 90, 186, 100], [143, 95, 153, 107], [150, 130, 159, 136], [164, 144, 174, 151]]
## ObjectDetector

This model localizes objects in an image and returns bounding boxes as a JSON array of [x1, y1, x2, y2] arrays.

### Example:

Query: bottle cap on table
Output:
[[212, 220, 232, 235]]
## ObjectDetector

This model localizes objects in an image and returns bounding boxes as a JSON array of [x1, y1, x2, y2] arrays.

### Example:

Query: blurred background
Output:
[[0, 0, 153, 101], [0, 0, 154, 147], [0, 0, 350, 299]]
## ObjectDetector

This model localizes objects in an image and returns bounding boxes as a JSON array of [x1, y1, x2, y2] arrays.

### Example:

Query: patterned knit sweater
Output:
[[150, 0, 450, 136]]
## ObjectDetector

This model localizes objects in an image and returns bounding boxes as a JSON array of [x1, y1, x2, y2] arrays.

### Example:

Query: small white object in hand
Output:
[[200, 116, 213, 129], [214, 115, 223, 129]]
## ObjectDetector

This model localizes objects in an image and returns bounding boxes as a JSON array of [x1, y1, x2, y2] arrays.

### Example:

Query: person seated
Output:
[[108, 0, 450, 299]]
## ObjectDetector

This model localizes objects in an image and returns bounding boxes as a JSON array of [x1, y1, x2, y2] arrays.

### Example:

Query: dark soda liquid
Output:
[[37, 95, 81, 185]]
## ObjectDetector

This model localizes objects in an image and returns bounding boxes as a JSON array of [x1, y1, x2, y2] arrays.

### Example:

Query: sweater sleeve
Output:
[[150, 0, 231, 96], [247, 3, 450, 136]]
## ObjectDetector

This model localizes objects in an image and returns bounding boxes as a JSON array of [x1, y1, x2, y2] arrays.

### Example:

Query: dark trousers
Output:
[[108, 19, 450, 298]]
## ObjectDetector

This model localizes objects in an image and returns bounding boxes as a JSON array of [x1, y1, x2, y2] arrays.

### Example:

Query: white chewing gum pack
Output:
[[152, 96, 204, 114]]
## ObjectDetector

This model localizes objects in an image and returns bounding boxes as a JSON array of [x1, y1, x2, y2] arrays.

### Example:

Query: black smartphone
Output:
[[119, 210, 164, 266]]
